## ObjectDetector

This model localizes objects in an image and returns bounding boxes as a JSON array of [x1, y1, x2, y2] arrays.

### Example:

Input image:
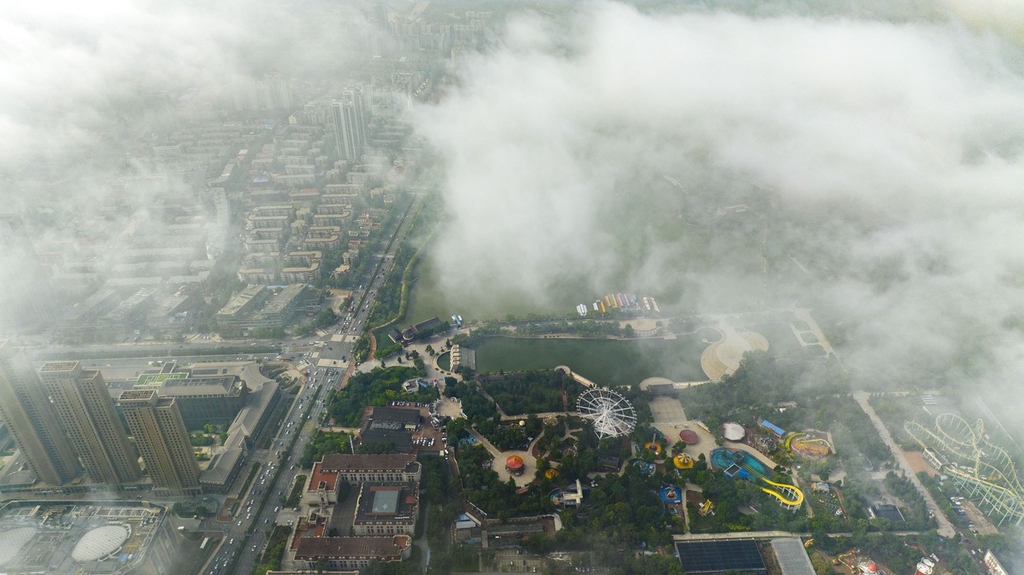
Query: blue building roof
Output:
[[759, 420, 786, 437]]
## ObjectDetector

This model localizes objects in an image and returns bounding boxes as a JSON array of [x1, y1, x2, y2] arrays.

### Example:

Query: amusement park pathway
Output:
[[467, 428, 540, 487], [853, 392, 956, 538], [500, 411, 566, 422]]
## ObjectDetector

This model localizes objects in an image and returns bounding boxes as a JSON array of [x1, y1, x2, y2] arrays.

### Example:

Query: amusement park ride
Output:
[[576, 388, 637, 439], [906, 413, 1024, 526]]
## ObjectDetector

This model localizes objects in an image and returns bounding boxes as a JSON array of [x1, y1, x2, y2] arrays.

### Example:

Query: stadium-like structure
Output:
[[576, 388, 636, 439], [905, 413, 1024, 526]]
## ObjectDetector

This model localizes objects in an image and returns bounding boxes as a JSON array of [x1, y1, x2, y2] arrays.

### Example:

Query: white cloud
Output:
[[414, 2, 1024, 384]]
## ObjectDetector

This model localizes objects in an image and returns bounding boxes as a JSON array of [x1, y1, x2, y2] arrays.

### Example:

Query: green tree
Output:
[[314, 308, 338, 328]]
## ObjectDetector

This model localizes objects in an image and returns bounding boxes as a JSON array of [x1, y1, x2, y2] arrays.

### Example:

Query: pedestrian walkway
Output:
[[467, 428, 537, 487], [853, 391, 955, 538]]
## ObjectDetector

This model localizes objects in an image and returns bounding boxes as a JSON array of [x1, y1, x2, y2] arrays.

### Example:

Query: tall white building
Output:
[[118, 389, 200, 495], [332, 88, 367, 161]]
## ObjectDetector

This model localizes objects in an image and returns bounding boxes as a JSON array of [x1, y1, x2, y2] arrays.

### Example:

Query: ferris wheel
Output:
[[576, 388, 637, 438]]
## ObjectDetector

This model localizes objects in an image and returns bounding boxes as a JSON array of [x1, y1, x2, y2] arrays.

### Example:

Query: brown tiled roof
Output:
[[294, 536, 411, 560], [320, 454, 416, 472]]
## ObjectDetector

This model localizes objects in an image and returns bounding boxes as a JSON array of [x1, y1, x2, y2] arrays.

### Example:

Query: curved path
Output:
[[700, 323, 768, 381], [467, 428, 538, 487]]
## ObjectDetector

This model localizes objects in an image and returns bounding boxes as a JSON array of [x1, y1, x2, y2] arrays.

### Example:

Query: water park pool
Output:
[[710, 448, 804, 509], [711, 448, 772, 479]]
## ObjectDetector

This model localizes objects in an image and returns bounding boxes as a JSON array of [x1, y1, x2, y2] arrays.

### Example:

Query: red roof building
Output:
[[306, 454, 420, 506], [294, 535, 412, 571]]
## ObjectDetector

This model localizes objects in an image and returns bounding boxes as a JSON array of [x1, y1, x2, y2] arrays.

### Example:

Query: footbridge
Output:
[[554, 366, 598, 388]]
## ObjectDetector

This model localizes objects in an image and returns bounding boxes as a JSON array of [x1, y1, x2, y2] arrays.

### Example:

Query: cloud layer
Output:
[[414, 3, 1024, 387], [0, 0, 369, 181]]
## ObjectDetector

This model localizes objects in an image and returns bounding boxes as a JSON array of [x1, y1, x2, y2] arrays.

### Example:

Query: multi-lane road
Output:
[[212, 196, 422, 575], [28, 194, 423, 575], [218, 368, 337, 575]]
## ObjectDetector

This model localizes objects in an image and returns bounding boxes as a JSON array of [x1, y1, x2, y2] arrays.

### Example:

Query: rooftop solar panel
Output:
[[675, 539, 768, 575]]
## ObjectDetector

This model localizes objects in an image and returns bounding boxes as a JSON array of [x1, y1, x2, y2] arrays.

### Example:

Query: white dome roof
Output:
[[72, 525, 129, 562], [723, 422, 746, 441], [0, 527, 36, 566]]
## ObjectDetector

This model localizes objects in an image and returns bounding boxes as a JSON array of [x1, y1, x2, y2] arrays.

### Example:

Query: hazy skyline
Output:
[[10, 3, 1024, 569], [1, 0, 1022, 396]]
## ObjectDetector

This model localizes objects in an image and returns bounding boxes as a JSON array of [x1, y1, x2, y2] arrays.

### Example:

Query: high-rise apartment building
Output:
[[346, 87, 367, 151], [332, 88, 367, 161], [0, 340, 82, 486], [118, 389, 200, 494], [38, 361, 141, 485]]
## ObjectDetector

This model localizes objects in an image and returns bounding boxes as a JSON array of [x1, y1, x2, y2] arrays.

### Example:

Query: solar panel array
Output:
[[675, 539, 768, 574]]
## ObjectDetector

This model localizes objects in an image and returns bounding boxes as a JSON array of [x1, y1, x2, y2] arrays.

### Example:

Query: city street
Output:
[[217, 194, 423, 575], [2, 193, 424, 575]]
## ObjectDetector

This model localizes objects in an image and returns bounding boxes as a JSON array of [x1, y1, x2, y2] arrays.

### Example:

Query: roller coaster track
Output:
[[905, 413, 1024, 526]]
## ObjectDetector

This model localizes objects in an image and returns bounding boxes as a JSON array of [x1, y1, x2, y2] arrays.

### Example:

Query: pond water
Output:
[[437, 351, 451, 371]]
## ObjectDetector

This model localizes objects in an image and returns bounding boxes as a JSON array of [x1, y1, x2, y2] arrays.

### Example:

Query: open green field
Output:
[[472, 334, 707, 386]]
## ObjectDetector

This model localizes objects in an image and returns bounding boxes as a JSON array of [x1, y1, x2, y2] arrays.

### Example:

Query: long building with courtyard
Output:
[[290, 454, 420, 570], [306, 454, 421, 506]]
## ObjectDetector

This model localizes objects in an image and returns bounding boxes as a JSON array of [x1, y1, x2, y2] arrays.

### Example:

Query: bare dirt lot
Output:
[[903, 450, 940, 477]]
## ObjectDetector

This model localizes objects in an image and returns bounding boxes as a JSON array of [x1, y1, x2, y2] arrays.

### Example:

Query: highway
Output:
[[26, 341, 281, 362]]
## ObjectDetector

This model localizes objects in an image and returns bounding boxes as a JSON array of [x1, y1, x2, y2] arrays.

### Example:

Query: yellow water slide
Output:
[[759, 477, 805, 509]]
